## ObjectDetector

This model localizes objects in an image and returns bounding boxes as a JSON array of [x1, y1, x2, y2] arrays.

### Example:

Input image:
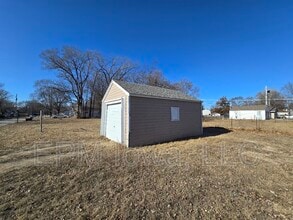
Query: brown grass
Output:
[[0, 118, 292, 219]]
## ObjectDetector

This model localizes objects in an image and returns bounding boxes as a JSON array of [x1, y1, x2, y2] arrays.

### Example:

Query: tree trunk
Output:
[[57, 106, 61, 115], [77, 99, 82, 118], [92, 95, 96, 118], [89, 95, 93, 118]]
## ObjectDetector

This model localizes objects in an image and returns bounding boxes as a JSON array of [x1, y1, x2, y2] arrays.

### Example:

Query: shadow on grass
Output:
[[203, 127, 231, 137], [130, 127, 232, 148]]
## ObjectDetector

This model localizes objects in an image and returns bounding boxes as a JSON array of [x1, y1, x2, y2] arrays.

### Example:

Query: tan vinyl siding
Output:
[[102, 83, 129, 146], [104, 83, 127, 101], [129, 96, 202, 147]]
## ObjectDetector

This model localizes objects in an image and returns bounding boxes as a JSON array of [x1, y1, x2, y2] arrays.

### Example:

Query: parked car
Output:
[[26, 115, 33, 121], [51, 114, 69, 119], [284, 115, 293, 119]]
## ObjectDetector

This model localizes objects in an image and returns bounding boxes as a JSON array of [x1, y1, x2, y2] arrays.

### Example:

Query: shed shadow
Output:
[[203, 127, 231, 137], [130, 127, 232, 148]]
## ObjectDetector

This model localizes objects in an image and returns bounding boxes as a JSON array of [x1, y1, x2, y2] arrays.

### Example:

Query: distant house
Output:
[[277, 109, 293, 119], [229, 105, 274, 120], [202, 109, 211, 116], [100, 80, 203, 147]]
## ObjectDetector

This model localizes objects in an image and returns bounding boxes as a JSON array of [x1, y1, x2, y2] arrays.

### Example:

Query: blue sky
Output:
[[0, 0, 292, 108]]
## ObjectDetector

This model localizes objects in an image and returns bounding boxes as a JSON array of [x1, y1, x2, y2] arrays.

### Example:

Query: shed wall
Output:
[[101, 83, 129, 145], [129, 97, 202, 147]]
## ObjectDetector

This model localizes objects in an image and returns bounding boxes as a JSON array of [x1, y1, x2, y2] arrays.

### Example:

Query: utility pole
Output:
[[265, 86, 268, 106], [15, 94, 19, 123], [40, 110, 43, 132], [265, 86, 271, 106]]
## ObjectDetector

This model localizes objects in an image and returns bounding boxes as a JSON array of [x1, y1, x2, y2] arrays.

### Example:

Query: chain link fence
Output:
[[203, 117, 293, 134]]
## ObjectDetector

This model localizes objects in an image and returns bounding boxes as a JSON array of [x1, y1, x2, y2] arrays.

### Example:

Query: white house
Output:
[[202, 109, 211, 116], [229, 105, 273, 120]]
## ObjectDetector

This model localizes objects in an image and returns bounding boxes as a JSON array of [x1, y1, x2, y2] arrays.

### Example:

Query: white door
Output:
[[106, 103, 122, 143]]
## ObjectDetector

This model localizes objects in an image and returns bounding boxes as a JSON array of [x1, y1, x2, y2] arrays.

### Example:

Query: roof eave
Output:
[[129, 93, 201, 103]]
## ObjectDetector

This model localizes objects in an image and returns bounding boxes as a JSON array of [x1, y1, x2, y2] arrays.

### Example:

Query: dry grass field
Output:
[[0, 118, 292, 219]]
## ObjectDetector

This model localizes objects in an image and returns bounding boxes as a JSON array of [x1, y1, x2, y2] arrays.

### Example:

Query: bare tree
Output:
[[133, 69, 173, 88], [230, 96, 245, 106], [281, 82, 293, 109], [243, 96, 256, 106], [40, 46, 94, 118], [256, 90, 286, 110], [85, 55, 137, 117], [173, 79, 199, 98], [40, 46, 199, 117], [0, 83, 9, 104], [86, 71, 102, 118], [229, 96, 256, 106], [21, 100, 45, 116], [33, 79, 70, 115], [96, 55, 137, 85], [211, 96, 230, 116], [0, 83, 13, 116], [282, 82, 293, 97], [133, 69, 199, 98]]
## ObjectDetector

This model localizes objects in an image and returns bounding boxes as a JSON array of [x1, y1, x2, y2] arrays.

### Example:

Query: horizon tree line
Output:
[[1, 46, 292, 118]]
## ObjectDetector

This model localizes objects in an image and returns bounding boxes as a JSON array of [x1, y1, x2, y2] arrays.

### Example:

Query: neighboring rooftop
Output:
[[230, 105, 274, 111], [114, 80, 199, 102]]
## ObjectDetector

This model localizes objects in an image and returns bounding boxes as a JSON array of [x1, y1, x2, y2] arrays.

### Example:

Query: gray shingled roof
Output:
[[230, 105, 271, 111], [114, 80, 199, 102]]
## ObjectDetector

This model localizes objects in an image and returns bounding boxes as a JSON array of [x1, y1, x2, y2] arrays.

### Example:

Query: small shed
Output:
[[229, 105, 273, 120], [100, 80, 203, 147]]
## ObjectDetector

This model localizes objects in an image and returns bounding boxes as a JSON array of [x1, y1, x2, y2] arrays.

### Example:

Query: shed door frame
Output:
[[105, 99, 124, 144]]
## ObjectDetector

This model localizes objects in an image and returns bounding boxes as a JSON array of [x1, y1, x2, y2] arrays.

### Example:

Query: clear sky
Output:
[[0, 0, 292, 108]]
